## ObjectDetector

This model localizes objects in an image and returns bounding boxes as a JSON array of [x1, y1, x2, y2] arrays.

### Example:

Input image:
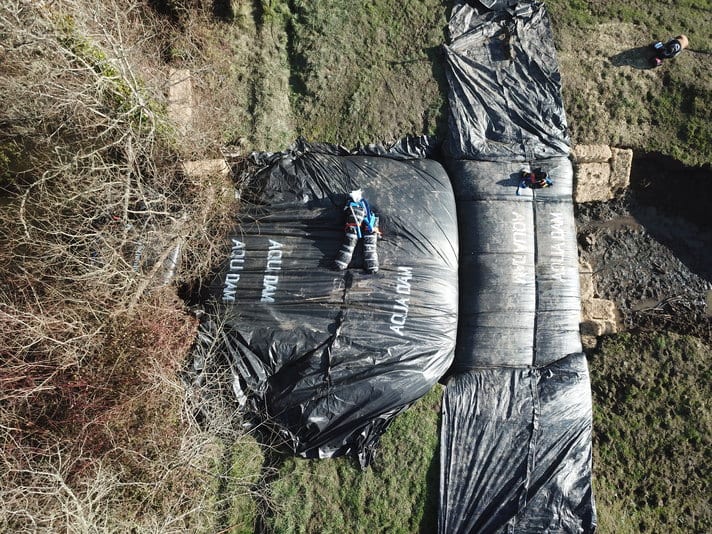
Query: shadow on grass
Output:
[[418, 435, 441, 533], [418, 386, 444, 534], [609, 46, 656, 70], [427, 45, 451, 141], [213, 0, 234, 21]]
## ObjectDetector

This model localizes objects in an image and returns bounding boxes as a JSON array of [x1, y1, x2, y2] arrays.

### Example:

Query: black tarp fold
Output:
[[192, 139, 459, 465]]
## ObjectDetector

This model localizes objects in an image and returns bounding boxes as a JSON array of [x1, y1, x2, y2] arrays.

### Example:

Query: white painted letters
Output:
[[390, 266, 413, 335], [511, 210, 529, 284], [222, 239, 246, 302], [549, 211, 566, 280], [261, 240, 284, 303]]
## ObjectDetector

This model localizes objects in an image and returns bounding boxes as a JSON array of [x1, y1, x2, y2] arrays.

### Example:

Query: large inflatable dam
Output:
[[439, 2, 596, 532]]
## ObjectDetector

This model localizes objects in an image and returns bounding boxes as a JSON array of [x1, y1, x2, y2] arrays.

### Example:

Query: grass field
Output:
[[590, 333, 711, 533], [1, 0, 710, 532]]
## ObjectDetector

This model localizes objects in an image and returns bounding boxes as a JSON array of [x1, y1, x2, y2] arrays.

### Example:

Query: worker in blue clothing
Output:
[[334, 190, 380, 274]]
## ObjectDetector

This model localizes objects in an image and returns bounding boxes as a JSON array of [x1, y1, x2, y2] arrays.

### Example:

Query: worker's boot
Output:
[[363, 216, 379, 274], [334, 204, 365, 270], [334, 230, 358, 270]]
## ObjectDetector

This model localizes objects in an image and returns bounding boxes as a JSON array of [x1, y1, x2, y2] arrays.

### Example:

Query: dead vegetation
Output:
[[0, 1, 250, 531]]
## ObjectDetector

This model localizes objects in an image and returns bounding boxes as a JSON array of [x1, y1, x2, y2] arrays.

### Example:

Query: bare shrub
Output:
[[2, 0, 175, 306], [1, 0, 183, 444], [0, 1, 255, 531]]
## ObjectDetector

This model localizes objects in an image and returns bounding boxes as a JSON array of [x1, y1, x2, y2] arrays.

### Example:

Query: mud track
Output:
[[576, 152, 712, 342]]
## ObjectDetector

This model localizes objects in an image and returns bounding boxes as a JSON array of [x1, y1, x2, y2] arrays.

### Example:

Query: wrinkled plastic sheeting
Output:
[[448, 156, 582, 373], [439, 353, 596, 533], [444, 0, 570, 161], [193, 139, 458, 466], [440, 1, 596, 532]]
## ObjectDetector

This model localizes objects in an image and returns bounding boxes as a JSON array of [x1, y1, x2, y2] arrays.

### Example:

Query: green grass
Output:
[[652, 78, 712, 163], [548, 0, 712, 166], [589, 332, 712, 533], [549, 0, 712, 46], [287, 0, 450, 145], [258, 386, 442, 533], [224, 437, 265, 534]]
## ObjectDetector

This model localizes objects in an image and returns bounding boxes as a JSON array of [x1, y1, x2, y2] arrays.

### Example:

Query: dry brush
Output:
[[0, 1, 254, 531]]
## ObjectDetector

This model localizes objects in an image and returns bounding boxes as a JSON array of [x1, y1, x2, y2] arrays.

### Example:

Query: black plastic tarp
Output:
[[439, 1, 596, 532], [193, 139, 459, 465], [444, 0, 570, 161], [447, 156, 582, 372], [440, 354, 596, 533]]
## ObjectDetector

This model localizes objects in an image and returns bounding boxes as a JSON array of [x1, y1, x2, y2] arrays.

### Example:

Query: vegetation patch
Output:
[[0, 2, 248, 531], [287, 0, 450, 145], [549, 1, 712, 166], [589, 332, 711, 533], [261, 386, 442, 533]]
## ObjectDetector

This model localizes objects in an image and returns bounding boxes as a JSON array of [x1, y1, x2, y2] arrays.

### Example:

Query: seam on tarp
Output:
[[531, 186, 539, 365], [322, 271, 354, 386], [515, 368, 541, 532]]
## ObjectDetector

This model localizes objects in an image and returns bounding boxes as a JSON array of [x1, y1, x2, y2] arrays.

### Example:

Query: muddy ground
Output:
[[576, 152, 712, 343]]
